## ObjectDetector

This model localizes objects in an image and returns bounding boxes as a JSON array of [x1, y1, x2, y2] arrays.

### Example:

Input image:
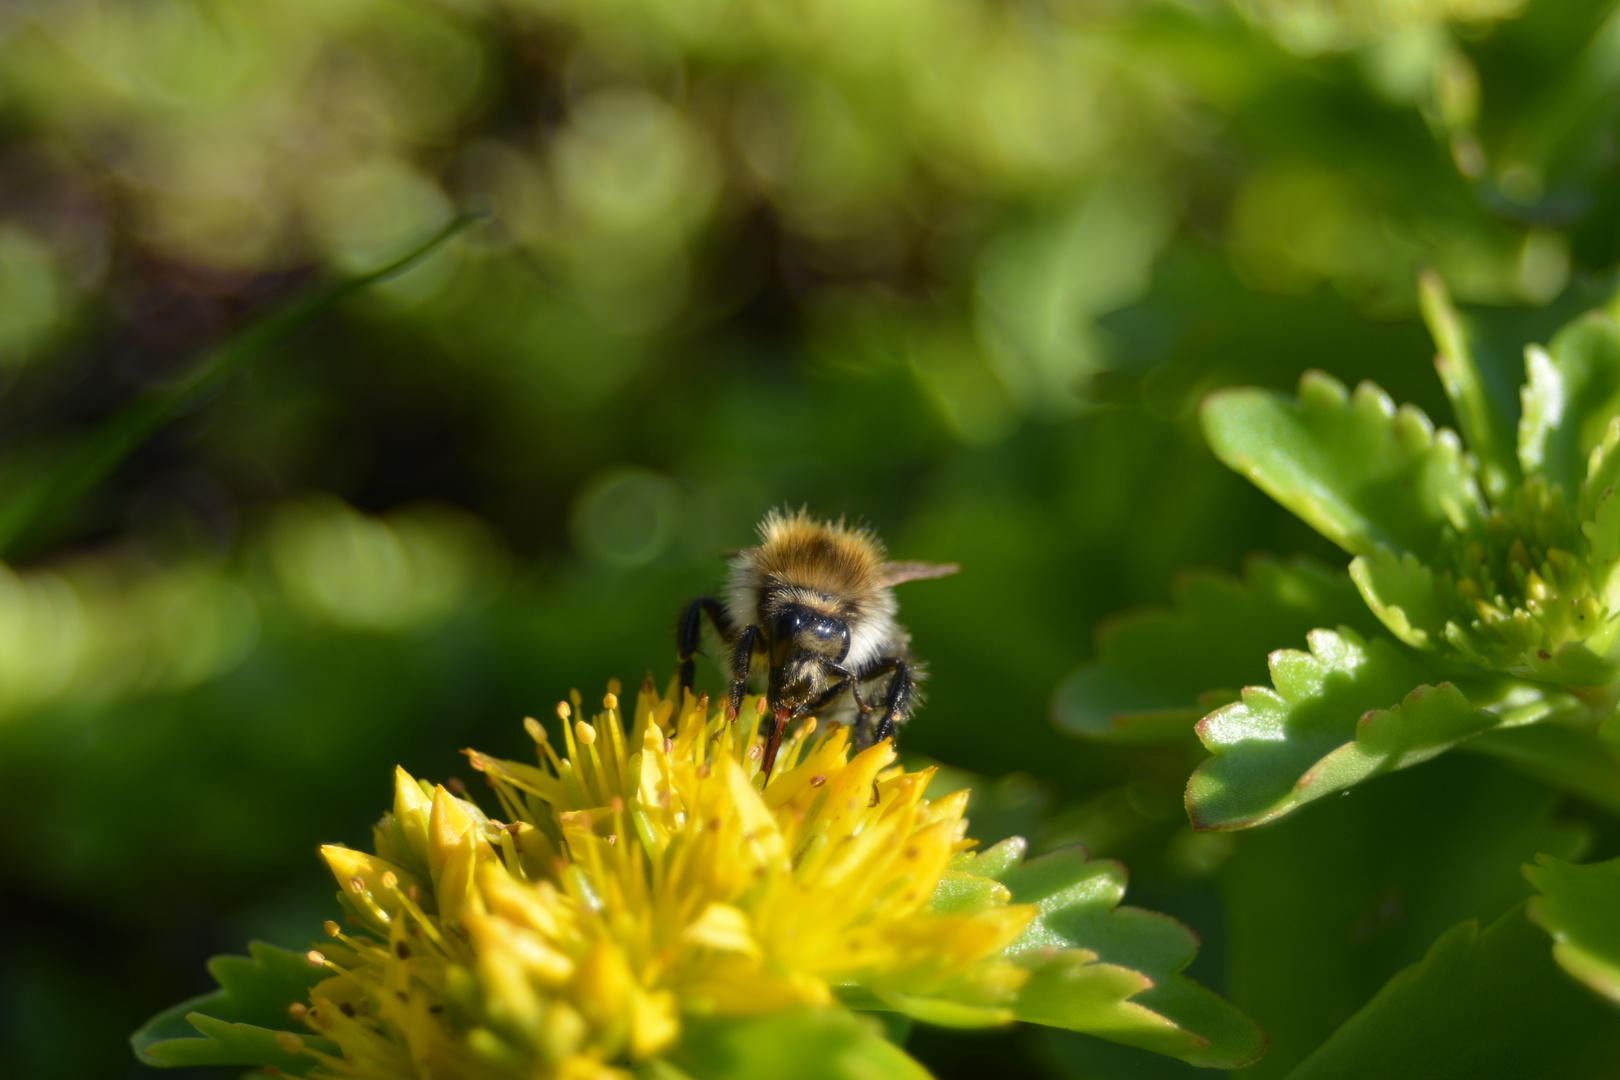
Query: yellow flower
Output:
[[296, 680, 1036, 1079]]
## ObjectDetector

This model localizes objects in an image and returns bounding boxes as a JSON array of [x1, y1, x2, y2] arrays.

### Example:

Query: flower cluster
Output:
[[294, 680, 1035, 1078], [1345, 395, 1620, 691]]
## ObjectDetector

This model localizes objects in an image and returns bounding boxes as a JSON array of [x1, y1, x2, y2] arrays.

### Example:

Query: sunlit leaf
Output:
[[1580, 416, 1620, 601], [1200, 371, 1482, 562], [946, 839, 1265, 1068], [1518, 312, 1620, 498], [1186, 627, 1501, 830], [1053, 555, 1373, 741], [130, 942, 334, 1073], [1525, 853, 1620, 1002], [1283, 905, 1620, 1080]]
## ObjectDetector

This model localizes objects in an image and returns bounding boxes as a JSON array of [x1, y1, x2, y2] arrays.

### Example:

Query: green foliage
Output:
[[1525, 853, 1620, 1002], [130, 942, 334, 1073], [1201, 374, 1482, 562], [1053, 556, 1375, 742], [1219, 755, 1588, 1077], [1518, 314, 1620, 496], [1419, 270, 1520, 497], [1186, 627, 1500, 830], [664, 1012, 933, 1080], [1463, 721, 1620, 816], [1283, 905, 1620, 1080], [1089, 274, 1620, 1072], [1177, 289, 1620, 829], [943, 839, 1265, 1068]]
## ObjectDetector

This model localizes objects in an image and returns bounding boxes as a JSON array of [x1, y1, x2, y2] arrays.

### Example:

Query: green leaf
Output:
[[667, 1010, 934, 1080], [1519, 312, 1620, 499], [1283, 905, 1620, 1080], [1577, 416, 1620, 525], [1579, 416, 1620, 607], [1201, 371, 1482, 562], [1525, 853, 1620, 1002], [0, 213, 480, 560], [1420, 269, 1521, 498], [1053, 555, 1375, 741], [1220, 753, 1589, 1079], [1464, 719, 1620, 817], [1186, 627, 1501, 830], [947, 840, 1265, 1069], [1348, 546, 1446, 650], [131, 941, 336, 1073]]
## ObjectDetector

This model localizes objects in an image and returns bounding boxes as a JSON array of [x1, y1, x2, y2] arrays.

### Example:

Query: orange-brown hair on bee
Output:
[[676, 508, 958, 781]]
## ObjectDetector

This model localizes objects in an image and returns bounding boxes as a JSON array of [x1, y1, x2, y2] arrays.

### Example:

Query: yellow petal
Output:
[[434, 826, 479, 925], [922, 787, 970, 830], [722, 756, 786, 869], [320, 846, 421, 932], [629, 987, 679, 1060], [392, 765, 433, 866], [573, 940, 633, 1031], [464, 906, 545, 1037], [681, 902, 761, 957], [428, 784, 477, 876], [812, 740, 896, 846]]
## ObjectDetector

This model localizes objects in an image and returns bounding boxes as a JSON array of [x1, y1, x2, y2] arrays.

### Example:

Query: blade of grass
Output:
[[0, 212, 482, 559]]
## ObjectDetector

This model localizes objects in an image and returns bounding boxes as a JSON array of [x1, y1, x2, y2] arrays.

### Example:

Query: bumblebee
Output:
[[677, 509, 957, 778]]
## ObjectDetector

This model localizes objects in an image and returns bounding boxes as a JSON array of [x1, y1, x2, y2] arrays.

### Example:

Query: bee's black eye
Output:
[[818, 619, 852, 662], [770, 608, 806, 643], [768, 606, 850, 664]]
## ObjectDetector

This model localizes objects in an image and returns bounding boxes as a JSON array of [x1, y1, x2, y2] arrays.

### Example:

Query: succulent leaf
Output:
[[1524, 854, 1620, 1004], [1580, 418, 1620, 614], [1202, 327, 1620, 691], [1348, 546, 1447, 649], [129, 942, 336, 1073], [947, 840, 1267, 1069], [1054, 556, 1375, 741], [1420, 270, 1521, 497], [1518, 312, 1620, 498], [667, 1010, 933, 1080], [1221, 754, 1588, 1079], [1283, 906, 1620, 1080], [1186, 627, 1501, 830], [1201, 372, 1482, 562], [1464, 719, 1620, 816]]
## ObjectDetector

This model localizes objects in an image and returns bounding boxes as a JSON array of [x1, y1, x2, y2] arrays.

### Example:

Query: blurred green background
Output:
[[2, 0, 1619, 1077]]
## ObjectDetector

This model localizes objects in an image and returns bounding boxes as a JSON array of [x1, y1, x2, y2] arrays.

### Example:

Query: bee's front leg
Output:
[[848, 678, 877, 746], [726, 624, 759, 719], [872, 659, 914, 746], [677, 596, 732, 696]]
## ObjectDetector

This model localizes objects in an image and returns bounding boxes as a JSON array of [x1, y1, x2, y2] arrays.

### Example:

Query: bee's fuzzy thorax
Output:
[[726, 508, 901, 670]]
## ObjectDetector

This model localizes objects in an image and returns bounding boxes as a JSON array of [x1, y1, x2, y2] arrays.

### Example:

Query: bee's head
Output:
[[766, 602, 850, 702]]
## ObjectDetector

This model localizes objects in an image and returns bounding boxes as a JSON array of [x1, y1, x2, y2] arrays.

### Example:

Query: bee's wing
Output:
[[881, 560, 960, 585]]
